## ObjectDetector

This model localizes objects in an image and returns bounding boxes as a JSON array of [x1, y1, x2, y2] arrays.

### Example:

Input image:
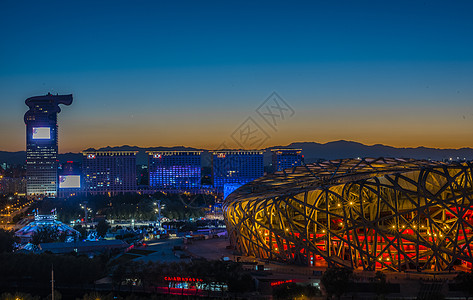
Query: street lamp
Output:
[[150, 197, 164, 230], [156, 200, 162, 230]]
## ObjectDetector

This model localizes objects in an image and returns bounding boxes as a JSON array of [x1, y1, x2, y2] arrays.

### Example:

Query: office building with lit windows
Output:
[[212, 150, 264, 192], [271, 148, 303, 172], [82, 151, 137, 195], [148, 151, 202, 191], [24, 93, 73, 198], [0, 176, 27, 195]]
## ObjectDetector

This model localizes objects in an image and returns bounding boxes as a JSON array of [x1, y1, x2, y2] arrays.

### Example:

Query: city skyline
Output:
[[1, 1, 473, 152]]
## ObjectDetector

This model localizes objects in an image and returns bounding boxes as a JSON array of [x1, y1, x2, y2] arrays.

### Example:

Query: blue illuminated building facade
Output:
[[223, 183, 244, 200], [212, 150, 264, 192], [271, 149, 303, 172], [24, 93, 73, 198], [148, 151, 202, 191], [82, 151, 137, 195]]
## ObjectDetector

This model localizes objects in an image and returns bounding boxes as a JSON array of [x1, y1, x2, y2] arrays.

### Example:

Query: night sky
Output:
[[1, 0, 472, 152]]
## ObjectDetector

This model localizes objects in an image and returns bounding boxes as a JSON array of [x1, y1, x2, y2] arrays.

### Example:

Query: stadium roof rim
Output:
[[225, 157, 464, 203]]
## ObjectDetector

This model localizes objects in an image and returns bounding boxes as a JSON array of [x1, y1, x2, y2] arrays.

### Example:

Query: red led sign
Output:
[[271, 279, 293, 286], [164, 276, 203, 282]]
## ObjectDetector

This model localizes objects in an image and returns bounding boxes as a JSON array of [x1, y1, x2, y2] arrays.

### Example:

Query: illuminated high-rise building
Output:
[[82, 151, 137, 195], [148, 151, 202, 191], [212, 150, 264, 192], [24, 93, 73, 198], [271, 148, 303, 172]]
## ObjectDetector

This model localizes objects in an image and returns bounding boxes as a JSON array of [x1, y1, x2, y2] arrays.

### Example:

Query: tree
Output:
[[0, 292, 40, 300], [31, 227, 59, 245], [45, 290, 62, 300], [0, 253, 106, 288], [96, 219, 110, 238], [0, 229, 15, 253], [455, 271, 473, 300], [273, 282, 320, 300], [58, 231, 68, 242], [112, 264, 127, 291], [79, 293, 116, 300], [228, 272, 255, 294], [321, 266, 353, 299], [73, 224, 87, 240]]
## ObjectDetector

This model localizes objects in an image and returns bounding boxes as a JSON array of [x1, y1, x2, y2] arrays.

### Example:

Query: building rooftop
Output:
[[147, 151, 203, 155], [82, 151, 138, 156], [212, 150, 264, 155]]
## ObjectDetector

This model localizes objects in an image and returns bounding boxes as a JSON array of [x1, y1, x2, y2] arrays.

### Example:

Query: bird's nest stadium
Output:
[[223, 158, 473, 272]]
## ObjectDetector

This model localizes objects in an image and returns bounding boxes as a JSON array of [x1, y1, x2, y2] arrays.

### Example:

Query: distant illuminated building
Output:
[[271, 148, 303, 172], [82, 151, 137, 195], [148, 151, 202, 191], [24, 93, 73, 198], [0, 176, 27, 195], [212, 150, 263, 192]]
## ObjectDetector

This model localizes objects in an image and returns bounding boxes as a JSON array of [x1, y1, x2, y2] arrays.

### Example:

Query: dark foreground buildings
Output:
[[24, 93, 73, 198]]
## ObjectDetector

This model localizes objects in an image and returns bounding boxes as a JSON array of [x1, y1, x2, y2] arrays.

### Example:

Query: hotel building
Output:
[[212, 150, 264, 192], [148, 151, 202, 191], [82, 151, 137, 195], [271, 148, 303, 172]]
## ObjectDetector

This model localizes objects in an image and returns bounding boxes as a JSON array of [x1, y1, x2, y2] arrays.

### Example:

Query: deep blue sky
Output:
[[1, 0, 472, 152]]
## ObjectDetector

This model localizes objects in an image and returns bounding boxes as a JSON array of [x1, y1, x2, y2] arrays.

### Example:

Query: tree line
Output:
[[0, 253, 107, 288], [33, 193, 211, 224]]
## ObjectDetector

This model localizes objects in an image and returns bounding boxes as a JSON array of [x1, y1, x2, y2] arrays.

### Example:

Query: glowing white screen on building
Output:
[[32, 127, 51, 139], [59, 175, 81, 188]]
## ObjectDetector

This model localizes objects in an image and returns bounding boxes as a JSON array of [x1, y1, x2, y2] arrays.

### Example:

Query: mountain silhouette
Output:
[[1, 141, 472, 167]]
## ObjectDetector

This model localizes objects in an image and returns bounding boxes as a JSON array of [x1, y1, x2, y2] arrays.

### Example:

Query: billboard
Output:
[[32, 127, 51, 139], [59, 175, 81, 188]]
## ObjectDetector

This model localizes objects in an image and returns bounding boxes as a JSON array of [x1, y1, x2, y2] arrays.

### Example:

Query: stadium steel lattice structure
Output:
[[223, 158, 473, 272]]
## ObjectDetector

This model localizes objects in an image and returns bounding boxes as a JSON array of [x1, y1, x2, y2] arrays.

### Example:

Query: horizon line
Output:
[[2, 139, 473, 153]]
